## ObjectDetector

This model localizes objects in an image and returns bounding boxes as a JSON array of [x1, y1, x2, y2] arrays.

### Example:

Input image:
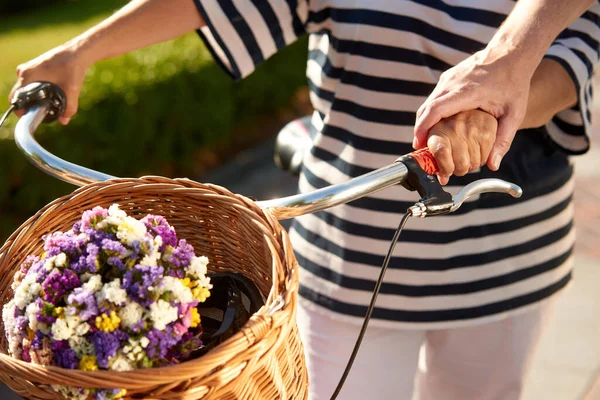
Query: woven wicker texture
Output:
[[0, 176, 307, 400]]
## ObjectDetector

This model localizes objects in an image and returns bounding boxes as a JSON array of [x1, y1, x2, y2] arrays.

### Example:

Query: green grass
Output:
[[0, 0, 309, 243], [0, 0, 127, 92]]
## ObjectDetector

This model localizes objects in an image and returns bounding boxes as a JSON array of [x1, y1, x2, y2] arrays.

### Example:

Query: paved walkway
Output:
[[522, 125, 600, 400]]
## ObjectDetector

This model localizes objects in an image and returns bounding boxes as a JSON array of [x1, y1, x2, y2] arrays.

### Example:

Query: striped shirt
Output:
[[193, 0, 600, 328]]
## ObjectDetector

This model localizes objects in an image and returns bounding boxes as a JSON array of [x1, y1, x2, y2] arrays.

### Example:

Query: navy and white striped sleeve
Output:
[[192, 0, 310, 81], [542, 6, 600, 155]]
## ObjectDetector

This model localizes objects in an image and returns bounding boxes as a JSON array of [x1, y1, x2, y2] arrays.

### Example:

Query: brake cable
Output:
[[0, 105, 14, 130], [330, 153, 475, 400], [330, 210, 412, 400]]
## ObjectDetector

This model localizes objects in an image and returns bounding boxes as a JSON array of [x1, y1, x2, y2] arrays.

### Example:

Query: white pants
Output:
[[296, 299, 554, 400]]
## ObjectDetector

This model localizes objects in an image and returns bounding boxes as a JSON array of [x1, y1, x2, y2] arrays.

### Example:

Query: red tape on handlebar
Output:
[[408, 148, 438, 175]]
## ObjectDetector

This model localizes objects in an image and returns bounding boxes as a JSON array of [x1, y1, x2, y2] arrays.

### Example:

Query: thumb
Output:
[[487, 113, 520, 171]]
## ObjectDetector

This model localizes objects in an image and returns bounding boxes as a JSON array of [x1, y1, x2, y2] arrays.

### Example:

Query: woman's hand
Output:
[[9, 44, 89, 125], [413, 47, 531, 172], [428, 109, 498, 185]]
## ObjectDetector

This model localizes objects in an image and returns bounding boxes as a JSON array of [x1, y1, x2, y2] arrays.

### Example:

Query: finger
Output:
[[467, 131, 481, 172], [414, 92, 475, 149], [479, 116, 497, 168], [60, 89, 76, 122], [487, 113, 520, 171], [428, 134, 454, 184], [451, 135, 470, 176]]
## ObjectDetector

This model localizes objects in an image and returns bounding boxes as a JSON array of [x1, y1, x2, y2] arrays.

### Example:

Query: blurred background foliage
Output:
[[0, 0, 309, 242]]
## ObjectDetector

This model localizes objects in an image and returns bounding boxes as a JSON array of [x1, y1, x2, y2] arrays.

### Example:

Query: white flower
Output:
[[83, 274, 102, 293], [140, 235, 162, 266], [51, 314, 84, 341], [25, 301, 41, 331], [159, 277, 193, 303], [119, 216, 147, 244], [68, 336, 94, 358], [51, 319, 72, 341], [118, 300, 145, 329], [3, 301, 22, 359], [109, 351, 135, 371], [96, 204, 127, 231], [187, 256, 212, 289], [74, 322, 90, 336], [55, 253, 67, 268], [51, 385, 89, 400], [95, 279, 127, 306], [13, 274, 42, 310], [108, 204, 127, 219], [149, 299, 178, 330], [123, 338, 146, 362], [140, 336, 150, 348]]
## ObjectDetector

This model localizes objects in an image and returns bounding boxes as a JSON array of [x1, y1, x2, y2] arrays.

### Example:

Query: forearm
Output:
[[481, 0, 595, 75], [520, 59, 578, 130], [66, 0, 205, 67]]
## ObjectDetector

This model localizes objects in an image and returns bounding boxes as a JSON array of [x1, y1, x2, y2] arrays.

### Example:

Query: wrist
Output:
[[480, 33, 543, 76]]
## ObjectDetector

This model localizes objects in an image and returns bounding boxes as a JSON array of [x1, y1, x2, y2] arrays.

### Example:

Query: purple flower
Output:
[[20, 255, 40, 274], [51, 340, 79, 369], [72, 243, 100, 274], [81, 206, 108, 230], [170, 332, 202, 361], [123, 264, 164, 306], [90, 331, 127, 369], [169, 240, 194, 268], [43, 231, 84, 257], [145, 326, 179, 360], [96, 388, 124, 400], [141, 215, 178, 251], [67, 288, 98, 321], [101, 238, 127, 256], [21, 347, 31, 363], [42, 269, 81, 304], [37, 299, 57, 324], [31, 331, 45, 350]]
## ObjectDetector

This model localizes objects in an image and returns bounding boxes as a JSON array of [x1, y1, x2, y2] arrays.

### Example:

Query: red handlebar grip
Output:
[[409, 148, 438, 175]]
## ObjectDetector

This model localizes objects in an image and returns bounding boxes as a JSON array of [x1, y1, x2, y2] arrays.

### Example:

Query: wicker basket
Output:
[[0, 176, 308, 400]]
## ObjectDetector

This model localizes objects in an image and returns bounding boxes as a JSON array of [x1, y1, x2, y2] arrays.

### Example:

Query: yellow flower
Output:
[[114, 389, 127, 399], [79, 355, 98, 371], [95, 311, 121, 332], [180, 277, 193, 288], [54, 307, 64, 318], [190, 308, 201, 328], [192, 286, 211, 303]]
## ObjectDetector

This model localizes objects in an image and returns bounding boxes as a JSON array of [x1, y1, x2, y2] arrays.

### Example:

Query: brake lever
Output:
[[396, 154, 523, 218]]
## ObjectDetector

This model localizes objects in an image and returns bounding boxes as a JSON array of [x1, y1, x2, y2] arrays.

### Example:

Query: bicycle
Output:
[[0, 82, 522, 400]]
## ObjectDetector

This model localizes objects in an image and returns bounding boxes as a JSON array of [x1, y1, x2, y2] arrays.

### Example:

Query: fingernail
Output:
[[412, 137, 418, 149], [492, 154, 502, 170]]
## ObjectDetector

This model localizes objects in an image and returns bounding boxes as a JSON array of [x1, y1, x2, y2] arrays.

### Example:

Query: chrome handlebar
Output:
[[13, 95, 523, 221]]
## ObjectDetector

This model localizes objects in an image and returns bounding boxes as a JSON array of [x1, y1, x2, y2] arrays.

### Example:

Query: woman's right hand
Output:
[[9, 44, 89, 125]]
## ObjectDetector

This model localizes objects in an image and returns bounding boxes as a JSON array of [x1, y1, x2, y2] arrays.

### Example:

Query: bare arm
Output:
[[414, 0, 595, 171], [520, 59, 578, 130], [10, 0, 205, 124]]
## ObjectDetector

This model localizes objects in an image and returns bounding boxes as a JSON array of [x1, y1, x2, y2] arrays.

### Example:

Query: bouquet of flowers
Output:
[[2, 204, 213, 399]]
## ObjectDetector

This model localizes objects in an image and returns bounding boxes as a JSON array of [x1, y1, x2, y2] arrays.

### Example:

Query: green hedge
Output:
[[0, 0, 66, 16], [0, 33, 309, 242]]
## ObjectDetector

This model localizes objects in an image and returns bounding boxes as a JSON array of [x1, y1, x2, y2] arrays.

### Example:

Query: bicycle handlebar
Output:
[[13, 82, 523, 220]]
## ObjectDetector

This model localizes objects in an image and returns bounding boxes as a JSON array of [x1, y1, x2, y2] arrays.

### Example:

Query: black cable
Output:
[[0, 105, 15, 130], [329, 211, 412, 400]]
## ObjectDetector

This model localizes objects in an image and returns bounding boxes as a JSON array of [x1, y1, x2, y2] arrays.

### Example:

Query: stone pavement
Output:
[[522, 111, 600, 399]]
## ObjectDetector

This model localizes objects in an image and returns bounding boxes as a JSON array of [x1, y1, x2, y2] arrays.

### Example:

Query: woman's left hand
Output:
[[427, 109, 498, 185]]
